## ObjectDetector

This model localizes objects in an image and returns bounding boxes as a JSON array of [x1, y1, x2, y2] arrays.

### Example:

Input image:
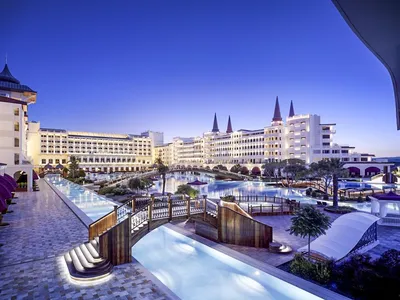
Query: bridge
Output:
[[64, 194, 274, 281]]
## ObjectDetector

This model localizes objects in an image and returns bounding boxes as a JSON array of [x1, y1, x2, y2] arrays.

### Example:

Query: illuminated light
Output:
[[254, 271, 260, 276], [232, 274, 267, 295]]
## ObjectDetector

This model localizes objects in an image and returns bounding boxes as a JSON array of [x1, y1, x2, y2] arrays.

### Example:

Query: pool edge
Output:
[[164, 223, 350, 300]]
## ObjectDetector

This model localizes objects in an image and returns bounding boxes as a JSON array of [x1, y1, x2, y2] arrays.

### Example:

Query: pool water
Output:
[[150, 173, 316, 203], [132, 226, 322, 300], [46, 175, 115, 221]]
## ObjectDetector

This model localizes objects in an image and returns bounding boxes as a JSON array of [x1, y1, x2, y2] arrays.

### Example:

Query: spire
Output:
[[0, 63, 20, 84], [289, 100, 295, 117], [226, 115, 233, 133], [212, 113, 219, 132], [272, 96, 282, 122]]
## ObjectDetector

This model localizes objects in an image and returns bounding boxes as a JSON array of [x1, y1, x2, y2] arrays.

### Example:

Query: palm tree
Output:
[[68, 156, 79, 178], [155, 158, 169, 195], [289, 205, 331, 260], [310, 158, 348, 208], [230, 164, 241, 173]]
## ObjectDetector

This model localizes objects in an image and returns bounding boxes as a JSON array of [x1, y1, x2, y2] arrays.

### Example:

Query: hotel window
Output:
[[361, 157, 368, 162], [49, 159, 53, 164], [341, 150, 349, 154], [322, 150, 330, 154], [322, 142, 330, 146], [14, 153, 19, 165], [55, 159, 60, 164], [14, 122, 20, 131], [62, 159, 66, 164], [342, 158, 349, 162], [14, 108, 19, 116], [41, 159, 46, 164], [322, 135, 330, 139], [14, 138, 19, 147]]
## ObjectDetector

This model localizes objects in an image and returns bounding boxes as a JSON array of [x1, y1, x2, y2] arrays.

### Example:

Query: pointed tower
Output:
[[272, 96, 282, 122], [288, 100, 295, 117], [212, 113, 219, 132], [226, 115, 233, 133]]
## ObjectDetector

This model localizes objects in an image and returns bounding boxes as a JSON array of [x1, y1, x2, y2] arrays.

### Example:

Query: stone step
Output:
[[85, 242, 100, 259]]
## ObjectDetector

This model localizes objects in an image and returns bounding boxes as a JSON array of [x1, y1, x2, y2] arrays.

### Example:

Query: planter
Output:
[[15, 187, 27, 192], [324, 206, 356, 214]]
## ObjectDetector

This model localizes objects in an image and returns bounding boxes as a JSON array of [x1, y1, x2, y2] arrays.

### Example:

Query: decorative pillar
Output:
[[27, 169, 33, 192]]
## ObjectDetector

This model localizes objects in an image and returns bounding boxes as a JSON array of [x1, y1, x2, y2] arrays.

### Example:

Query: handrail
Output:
[[131, 204, 150, 232]]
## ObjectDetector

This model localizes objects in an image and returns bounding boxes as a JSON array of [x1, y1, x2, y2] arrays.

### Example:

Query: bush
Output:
[[324, 205, 356, 214], [305, 188, 312, 196], [311, 191, 317, 198], [290, 254, 334, 284], [221, 195, 235, 202], [98, 186, 115, 195], [357, 196, 364, 203], [339, 195, 346, 202], [175, 184, 199, 199], [323, 194, 329, 200], [366, 195, 371, 202]]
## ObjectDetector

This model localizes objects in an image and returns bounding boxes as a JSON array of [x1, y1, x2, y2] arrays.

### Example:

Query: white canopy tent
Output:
[[298, 212, 379, 261]]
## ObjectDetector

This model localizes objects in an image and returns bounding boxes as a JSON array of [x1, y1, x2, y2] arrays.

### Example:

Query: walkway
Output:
[[0, 180, 169, 299]]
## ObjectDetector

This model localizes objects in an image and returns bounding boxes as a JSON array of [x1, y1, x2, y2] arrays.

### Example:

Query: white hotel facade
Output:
[[0, 63, 385, 179], [155, 98, 376, 173]]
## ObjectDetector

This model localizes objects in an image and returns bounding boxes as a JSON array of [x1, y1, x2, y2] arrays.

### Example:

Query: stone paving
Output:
[[366, 225, 400, 259], [0, 180, 169, 300]]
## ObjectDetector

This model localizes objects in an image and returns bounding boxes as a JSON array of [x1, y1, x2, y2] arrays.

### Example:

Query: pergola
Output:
[[370, 191, 400, 217]]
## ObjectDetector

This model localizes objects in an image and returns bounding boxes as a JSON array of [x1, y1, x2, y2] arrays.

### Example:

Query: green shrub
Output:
[[175, 184, 199, 199], [98, 186, 115, 195], [311, 191, 317, 198], [324, 205, 356, 214], [305, 188, 312, 196], [290, 254, 334, 284], [221, 195, 235, 202], [290, 254, 315, 279], [357, 196, 364, 203], [339, 195, 346, 202], [323, 194, 329, 200]]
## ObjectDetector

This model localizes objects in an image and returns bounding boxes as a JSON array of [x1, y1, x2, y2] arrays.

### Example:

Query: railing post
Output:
[[273, 196, 276, 203], [132, 197, 136, 212], [187, 197, 191, 219], [256, 195, 258, 202], [203, 195, 207, 221], [113, 205, 118, 224], [260, 204, 262, 214], [148, 198, 153, 232], [168, 195, 172, 221]]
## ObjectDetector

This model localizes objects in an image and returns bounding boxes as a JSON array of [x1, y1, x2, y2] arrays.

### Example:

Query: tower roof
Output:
[[212, 113, 219, 132], [289, 100, 295, 117], [0, 63, 35, 93], [272, 96, 282, 122], [0, 64, 20, 84], [226, 115, 233, 133]]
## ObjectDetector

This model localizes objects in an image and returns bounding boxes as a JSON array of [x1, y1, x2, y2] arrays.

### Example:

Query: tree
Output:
[[78, 169, 86, 178], [155, 158, 169, 195], [176, 184, 199, 199], [141, 178, 154, 194], [68, 156, 79, 178], [262, 160, 281, 179], [230, 164, 242, 173], [213, 164, 228, 171], [128, 177, 154, 194], [62, 166, 69, 178], [282, 159, 307, 186], [128, 178, 143, 193], [310, 158, 348, 208], [289, 205, 331, 260]]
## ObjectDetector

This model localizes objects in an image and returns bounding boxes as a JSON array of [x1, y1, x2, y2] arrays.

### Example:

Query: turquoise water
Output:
[[132, 226, 323, 300], [46, 175, 115, 221]]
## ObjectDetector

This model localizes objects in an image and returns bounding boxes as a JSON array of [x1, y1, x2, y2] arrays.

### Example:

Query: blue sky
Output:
[[1, 0, 398, 156]]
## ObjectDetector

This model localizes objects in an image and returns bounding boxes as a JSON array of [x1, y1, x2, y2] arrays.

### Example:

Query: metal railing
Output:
[[131, 204, 150, 233]]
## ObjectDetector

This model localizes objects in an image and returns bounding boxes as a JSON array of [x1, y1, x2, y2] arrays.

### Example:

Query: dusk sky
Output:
[[1, 0, 398, 156]]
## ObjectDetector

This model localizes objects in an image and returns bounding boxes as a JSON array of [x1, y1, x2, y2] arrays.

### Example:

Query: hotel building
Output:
[[155, 97, 375, 172], [27, 124, 155, 173], [0, 63, 37, 191]]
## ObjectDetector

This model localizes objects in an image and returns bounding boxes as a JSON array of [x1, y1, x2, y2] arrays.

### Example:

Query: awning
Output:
[[0, 194, 7, 212], [187, 179, 208, 186]]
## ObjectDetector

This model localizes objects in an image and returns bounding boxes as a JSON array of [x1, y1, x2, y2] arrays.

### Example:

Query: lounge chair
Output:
[[322, 202, 328, 206], [317, 201, 322, 206]]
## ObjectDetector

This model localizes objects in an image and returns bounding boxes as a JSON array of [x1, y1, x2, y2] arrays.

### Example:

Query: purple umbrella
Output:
[[0, 176, 15, 192], [0, 183, 12, 199], [4, 173, 17, 188], [33, 170, 39, 180], [44, 164, 53, 170], [0, 194, 7, 212]]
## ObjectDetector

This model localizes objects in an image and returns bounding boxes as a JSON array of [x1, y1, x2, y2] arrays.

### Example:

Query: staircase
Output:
[[64, 238, 113, 281]]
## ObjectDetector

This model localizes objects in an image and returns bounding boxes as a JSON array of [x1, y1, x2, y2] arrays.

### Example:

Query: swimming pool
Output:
[[46, 175, 116, 221], [132, 226, 323, 300]]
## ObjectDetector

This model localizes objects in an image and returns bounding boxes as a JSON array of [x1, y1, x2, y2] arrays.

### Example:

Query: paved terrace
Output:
[[0, 180, 170, 299]]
